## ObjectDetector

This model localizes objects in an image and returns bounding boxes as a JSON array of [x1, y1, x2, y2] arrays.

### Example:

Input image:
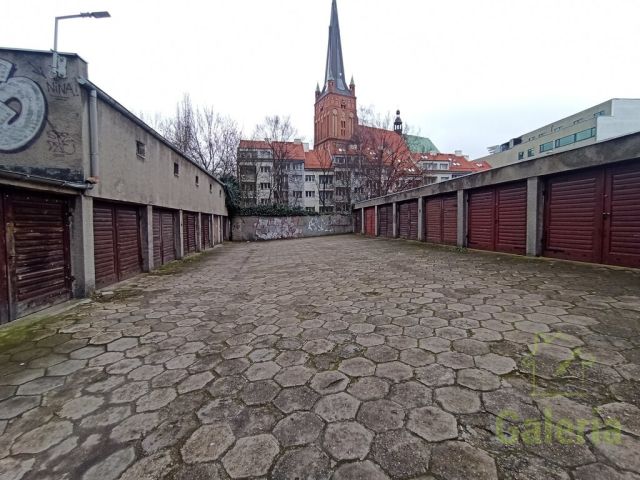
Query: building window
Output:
[[305, 191, 315, 198], [174, 162, 179, 177], [439, 163, 449, 170], [306, 207, 315, 212], [540, 141, 554, 153], [527, 148, 534, 157], [260, 166, 271, 173], [195, 175, 199, 186], [518, 151, 524, 160], [293, 191, 302, 199], [575, 127, 596, 142], [555, 134, 575, 148], [260, 183, 271, 190], [136, 141, 146, 159], [305, 175, 315, 182]]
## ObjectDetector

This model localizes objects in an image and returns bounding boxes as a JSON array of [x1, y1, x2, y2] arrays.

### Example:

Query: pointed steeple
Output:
[[322, 0, 352, 96]]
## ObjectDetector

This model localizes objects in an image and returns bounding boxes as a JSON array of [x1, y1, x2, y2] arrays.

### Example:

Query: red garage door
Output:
[[0, 190, 71, 322], [378, 204, 392, 237], [364, 207, 376, 236], [202, 214, 212, 249], [153, 208, 176, 267], [468, 182, 527, 254], [425, 194, 457, 245], [183, 211, 198, 254], [545, 161, 640, 267], [94, 202, 142, 288], [398, 200, 418, 240]]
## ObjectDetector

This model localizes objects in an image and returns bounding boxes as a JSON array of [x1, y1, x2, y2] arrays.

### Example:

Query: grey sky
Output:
[[3, 0, 639, 158]]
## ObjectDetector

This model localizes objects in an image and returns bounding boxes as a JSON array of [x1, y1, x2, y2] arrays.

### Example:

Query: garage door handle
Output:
[[602, 212, 610, 218]]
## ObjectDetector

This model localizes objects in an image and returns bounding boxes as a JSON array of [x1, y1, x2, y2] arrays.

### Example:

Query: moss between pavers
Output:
[[0, 310, 83, 353], [150, 249, 218, 276]]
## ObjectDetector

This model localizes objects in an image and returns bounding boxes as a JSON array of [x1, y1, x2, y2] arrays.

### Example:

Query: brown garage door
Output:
[[398, 200, 418, 240], [202, 214, 212, 248], [545, 161, 640, 267], [0, 190, 71, 322], [93, 202, 142, 288], [364, 207, 375, 236], [354, 210, 362, 234], [425, 194, 458, 245], [183, 211, 198, 254], [153, 208, 176, 267], [468, 182, 527, 254], [378, 204, 392, 237]]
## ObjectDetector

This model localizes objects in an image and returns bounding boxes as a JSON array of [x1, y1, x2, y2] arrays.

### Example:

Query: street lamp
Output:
[[52, 11, 111, 77]]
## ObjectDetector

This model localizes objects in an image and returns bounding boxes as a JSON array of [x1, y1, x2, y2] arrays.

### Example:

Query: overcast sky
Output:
[[2, 0, 639, 158]]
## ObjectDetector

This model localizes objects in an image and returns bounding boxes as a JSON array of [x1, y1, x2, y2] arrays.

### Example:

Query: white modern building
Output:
[[480, 99, 640, 168]]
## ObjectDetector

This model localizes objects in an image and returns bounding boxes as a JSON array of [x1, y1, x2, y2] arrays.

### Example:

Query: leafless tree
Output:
[[253, 115, 299, 205], [159, 94, 241, 178], [313, 145, 334, 212]]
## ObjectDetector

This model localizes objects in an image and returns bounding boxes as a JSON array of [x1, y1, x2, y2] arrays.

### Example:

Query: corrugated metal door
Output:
[[378, 204, 391, 237], [202, 214, 211, 248], [0, 194, 8, 323], [116, 206, 142, 281], [354, 210, 362, 234], [468, 184, 526, 253], [94, 202, 142, 288], [3, 191, 71, 320], [544, 170, 604, 263], [495, 183, 527, 254], [161, 210, 176, 263], [364, 207, 375, 236], [152, 209, 162, 267], [603, 162, 640, 267], [468, 189, 495, 251], [397, 202, 411, 238], [442, 195, 458, 245], [425, 194, 458, 245], [408, 201, 418, 240], [93, 203, 118, 288], [183, 211, 197, 254]]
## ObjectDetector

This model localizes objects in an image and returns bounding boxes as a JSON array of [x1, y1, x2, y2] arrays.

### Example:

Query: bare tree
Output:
[[253, 115, 299, 206], [313, 145, 334, 212], [160, 94, 241, 178]]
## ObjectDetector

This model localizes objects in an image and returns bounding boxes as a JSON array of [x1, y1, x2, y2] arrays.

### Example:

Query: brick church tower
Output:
[[314, 0, 357, 150]]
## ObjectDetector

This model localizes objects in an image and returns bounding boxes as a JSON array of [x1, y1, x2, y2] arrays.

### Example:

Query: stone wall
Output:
[[231, 214, 353, 241]]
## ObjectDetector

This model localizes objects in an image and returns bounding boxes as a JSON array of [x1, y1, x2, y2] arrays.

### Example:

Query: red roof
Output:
[[238, 140, 306, 161], [412, 152, 490, 173]]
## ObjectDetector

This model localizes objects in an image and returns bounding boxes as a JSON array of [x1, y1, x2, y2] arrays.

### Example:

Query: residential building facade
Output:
[[480, 99, 640, 168], [0, 47, 228, 323]]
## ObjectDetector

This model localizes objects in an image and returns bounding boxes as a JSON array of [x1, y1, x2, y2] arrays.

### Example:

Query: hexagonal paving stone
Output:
[[0, 396, 40, 419], [332, 460, 390, 480], [339, 357, 376, 377], [457, 368, 501, 391], [389, 381, 433, 408], [273, 411, 324, 446], [314, 392, 360, 422], [181, 423, 235, 463], [347, 376, 390, 401], [407, 406, 458, 442], [273, 386, 319, 413], [435, 386, 481, 414], [274, 365, 315, 387], [375, 361, 413, 382], [415, 364, 455, 387], [323, 421, 373, 460], [310, 370, 349, 395], [303, 339, 335, 355], [400, 348, 435, 367], [437, 351, 474, 370], [357, 399, 405, 432], [222, 434, 279, 478], [10, 420, 73, 454], [365, 345, 399, 362], [271, 445, 331, 480], [474, 353, 517, 375], [244, 361, 281, 381], [197, 398, 244, 424], [371, 429, 431, 478], [431, 441, 498, 480], [240, 380, 281, 405], [419, 336, 451, 353]]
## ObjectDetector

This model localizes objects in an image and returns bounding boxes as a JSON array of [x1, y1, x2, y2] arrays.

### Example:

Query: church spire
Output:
[[322, 0, 351, 96]]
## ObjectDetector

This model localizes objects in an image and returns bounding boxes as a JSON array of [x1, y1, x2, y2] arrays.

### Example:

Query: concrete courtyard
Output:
[[0, 235, 639, 480]]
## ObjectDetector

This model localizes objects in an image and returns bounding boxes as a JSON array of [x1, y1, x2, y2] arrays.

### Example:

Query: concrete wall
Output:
[[0, 49, 88, 182], [231, 214, 353, 241], [91, 95, 227, 216]]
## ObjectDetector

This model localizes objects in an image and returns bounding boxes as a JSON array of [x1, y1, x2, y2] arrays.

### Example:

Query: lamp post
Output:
[[52, 11, 110, 77]]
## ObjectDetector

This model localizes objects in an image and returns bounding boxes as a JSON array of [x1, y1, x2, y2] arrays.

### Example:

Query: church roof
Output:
[[321, 0, 352, 97], [404, 134, 440, 154]]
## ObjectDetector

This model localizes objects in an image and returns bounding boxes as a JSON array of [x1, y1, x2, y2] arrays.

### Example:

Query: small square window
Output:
[[174, 162, 179, 177], [136, 141, 146, 158]]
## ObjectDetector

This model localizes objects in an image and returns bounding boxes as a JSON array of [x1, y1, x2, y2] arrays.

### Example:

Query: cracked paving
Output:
[[0, 236, 639, 479]]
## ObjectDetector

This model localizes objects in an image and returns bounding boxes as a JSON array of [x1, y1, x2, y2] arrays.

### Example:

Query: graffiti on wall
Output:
[[46, 128, 76, 155], [0, 59, 47, 153], [232, 214, 354, 241]]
